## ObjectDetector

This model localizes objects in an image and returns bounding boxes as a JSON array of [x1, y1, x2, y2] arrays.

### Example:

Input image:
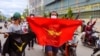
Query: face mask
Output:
[[51, 16, 57, 19], [31, 16, 34, 17]]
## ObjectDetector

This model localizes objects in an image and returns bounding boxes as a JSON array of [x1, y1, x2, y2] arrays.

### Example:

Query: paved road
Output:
[[0, 22, 100, 56]]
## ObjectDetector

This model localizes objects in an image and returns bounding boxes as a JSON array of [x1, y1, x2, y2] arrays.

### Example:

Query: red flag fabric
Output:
[[27, 17, 82, 47]]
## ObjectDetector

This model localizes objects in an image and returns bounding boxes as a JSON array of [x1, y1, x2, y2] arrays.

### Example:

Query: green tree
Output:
[[7, 18, 11, 22], [0, 12, 6, 21], [43, 13, 47, 17], [22, 8, 29, 19], [61, 14, 67, 18], [43, 12, 50, 17], [67, 7, 73, 19]]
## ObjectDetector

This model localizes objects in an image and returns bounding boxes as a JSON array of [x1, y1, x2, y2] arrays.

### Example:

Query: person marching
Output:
[[2, 12, 28, 56], [4, 21, 8, 29], [27, 14, 35, 50], [45, 11, 59, 56]]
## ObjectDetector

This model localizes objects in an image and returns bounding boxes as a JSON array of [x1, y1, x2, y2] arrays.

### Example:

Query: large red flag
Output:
[[27, 17, 82, 47]]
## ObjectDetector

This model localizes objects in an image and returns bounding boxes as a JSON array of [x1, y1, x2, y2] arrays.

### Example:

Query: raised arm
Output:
[[91, 19, 97, 27]]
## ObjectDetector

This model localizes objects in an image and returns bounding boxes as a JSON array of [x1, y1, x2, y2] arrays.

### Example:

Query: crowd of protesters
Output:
[[0, 11, 99, 56]]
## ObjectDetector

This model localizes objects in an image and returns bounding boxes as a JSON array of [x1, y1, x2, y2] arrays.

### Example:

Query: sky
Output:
[[0, 0, 28, 18]]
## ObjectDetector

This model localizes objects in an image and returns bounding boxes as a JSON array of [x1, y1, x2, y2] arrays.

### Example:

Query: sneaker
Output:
[[28, 48, 30, 50], [31, 47, 34, 50], [91, 54, 94, 56], [97, 54, 100, 56]]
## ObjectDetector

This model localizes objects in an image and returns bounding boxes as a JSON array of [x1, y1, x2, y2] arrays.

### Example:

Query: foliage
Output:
[[67, 7, 73, 19], [62, 14, 67, 18], [22, 8, 29, 19], [43, 12, 50, 17], [7, 18, 11, 22], [0, 12, 7, 21], [43, 13, 47, 17]]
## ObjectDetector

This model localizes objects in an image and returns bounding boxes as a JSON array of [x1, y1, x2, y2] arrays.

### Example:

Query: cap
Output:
[[13, 12, 21, 20]]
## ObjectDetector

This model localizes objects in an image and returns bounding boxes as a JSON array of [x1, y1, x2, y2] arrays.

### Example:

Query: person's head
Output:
[[82, 20, 85, 25], [87, 22, 92, 26], [49, 11, 58, 18], [10, 17, 14, 23], [5, 21, 7, 23], [30, 14, 35, 17], [12, 12, 21, 24], [82, 20, 85, 23]]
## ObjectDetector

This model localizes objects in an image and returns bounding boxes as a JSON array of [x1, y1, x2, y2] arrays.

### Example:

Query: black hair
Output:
[[11, 16, 20, 21], [82, 20, 85, 22], [11, 17, 14, 20], [49, 11, 58, 17], [30, 14, 35, 16], [13, 17, 20, 20], [87, 22, 90, 25]]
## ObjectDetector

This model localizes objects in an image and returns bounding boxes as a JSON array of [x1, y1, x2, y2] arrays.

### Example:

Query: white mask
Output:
[[51, 16, 57, 19], [31, 16, 34, 18]]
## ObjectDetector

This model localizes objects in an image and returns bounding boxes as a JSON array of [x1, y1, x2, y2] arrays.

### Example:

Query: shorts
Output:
[[45, 46, 58, 54]]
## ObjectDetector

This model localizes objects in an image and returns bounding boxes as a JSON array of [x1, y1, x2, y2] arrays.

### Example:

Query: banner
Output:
[[27, 17, 82, 47]]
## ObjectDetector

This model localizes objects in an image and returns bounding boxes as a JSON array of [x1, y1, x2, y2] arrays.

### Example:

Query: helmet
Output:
[[13, 12, 21, 20]]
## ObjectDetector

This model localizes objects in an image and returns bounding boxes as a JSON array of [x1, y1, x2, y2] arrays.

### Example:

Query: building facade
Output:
[[29, 0, 44, 16], [44, 0, 100, 18], [29, 0, 100, 18]]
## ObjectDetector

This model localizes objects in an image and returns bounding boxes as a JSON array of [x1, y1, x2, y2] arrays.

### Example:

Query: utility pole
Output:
[[75, 0, 80, 19], [76, 0, 80, 12], [61, 0, 63, 10], [27, 0, 30, 15], [68, 0, 69, 8], [41, 0, 44, 16]]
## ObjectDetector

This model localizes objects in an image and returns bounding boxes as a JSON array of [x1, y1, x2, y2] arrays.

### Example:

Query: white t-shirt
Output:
[[8, 24, 22, 34]]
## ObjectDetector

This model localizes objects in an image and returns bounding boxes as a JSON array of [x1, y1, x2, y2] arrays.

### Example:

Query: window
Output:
[[55, 0, 61, 1], [86, 0, 90, 2]]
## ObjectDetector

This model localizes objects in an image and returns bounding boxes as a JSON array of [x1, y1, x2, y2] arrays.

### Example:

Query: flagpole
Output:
[[75, 0, 80, 19], [41, 0, 44, 16], [68, 0, 69, 8], [61, 0, 63, 10], [28, 0, 30, 14], [76, 0, 80, 13], [60, 0, 63, 15]]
